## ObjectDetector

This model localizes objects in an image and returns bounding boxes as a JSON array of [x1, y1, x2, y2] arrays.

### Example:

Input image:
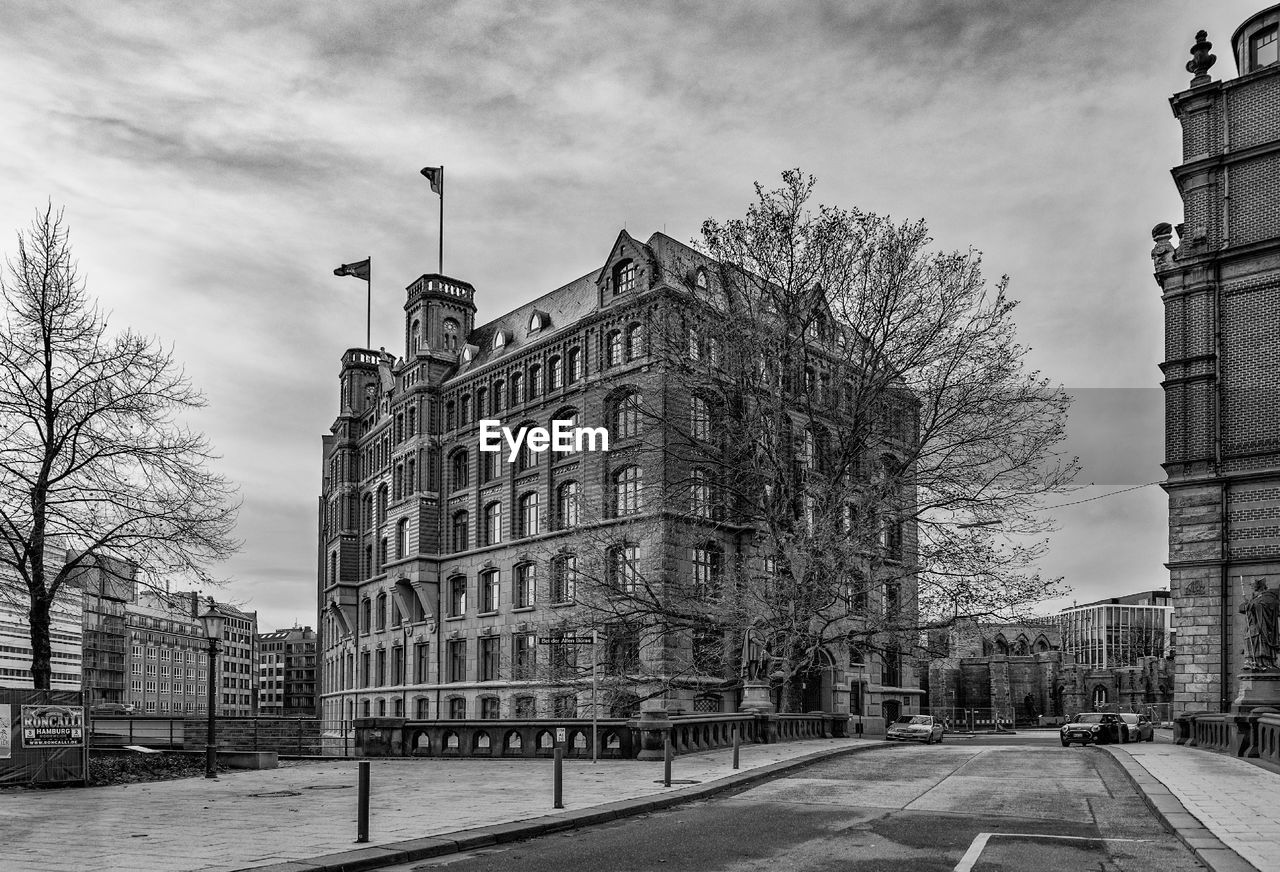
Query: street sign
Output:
[[536, 636, 594, 645], [555, 727, 567, 743]]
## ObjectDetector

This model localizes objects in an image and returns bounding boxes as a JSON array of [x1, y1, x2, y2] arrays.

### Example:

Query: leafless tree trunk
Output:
[[0, 206, 239, 689]]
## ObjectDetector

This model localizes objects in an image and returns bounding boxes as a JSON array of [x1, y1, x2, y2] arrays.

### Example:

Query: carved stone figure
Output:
[[1151, 223, 1175, 268], [1241, 579, 1280, 671]]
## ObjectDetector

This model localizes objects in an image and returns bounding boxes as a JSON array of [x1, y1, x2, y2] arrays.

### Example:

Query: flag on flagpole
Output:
[[420, 166, 443, 195], [333, 259, 370, 280]]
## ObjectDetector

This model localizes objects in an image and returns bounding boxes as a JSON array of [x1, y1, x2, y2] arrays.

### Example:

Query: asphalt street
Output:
[[379, 735, 1201, 872]]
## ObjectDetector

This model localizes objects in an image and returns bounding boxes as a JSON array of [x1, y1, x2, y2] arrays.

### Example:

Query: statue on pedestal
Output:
[[1241, 578, 1280, 672]]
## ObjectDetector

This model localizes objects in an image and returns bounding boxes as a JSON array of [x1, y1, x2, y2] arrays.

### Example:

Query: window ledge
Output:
[[444, 615, 466, 622], [512, 606, 536, 613], [477, 610, 499, 618], [550, 601, 575, 608]]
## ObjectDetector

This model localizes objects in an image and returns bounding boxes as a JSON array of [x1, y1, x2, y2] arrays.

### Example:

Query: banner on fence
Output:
[[21, 704, 84, 748]]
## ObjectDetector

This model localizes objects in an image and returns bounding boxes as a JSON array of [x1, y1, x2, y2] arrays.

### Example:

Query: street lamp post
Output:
[[199, 598, 225, 779]]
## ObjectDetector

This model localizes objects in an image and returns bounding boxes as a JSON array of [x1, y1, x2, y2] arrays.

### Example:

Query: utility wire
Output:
[[1041, 480, 1162, 510]]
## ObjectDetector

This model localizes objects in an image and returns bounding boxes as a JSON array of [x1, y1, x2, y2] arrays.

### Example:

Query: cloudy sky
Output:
[[0, 1, 1260, 630]]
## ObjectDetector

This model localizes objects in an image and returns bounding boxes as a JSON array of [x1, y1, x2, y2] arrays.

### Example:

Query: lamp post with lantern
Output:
[[199, 598, 225, 779]]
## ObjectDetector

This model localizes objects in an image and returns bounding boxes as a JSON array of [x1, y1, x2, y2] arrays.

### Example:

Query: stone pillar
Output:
[[1230, 671, 1280, 757]]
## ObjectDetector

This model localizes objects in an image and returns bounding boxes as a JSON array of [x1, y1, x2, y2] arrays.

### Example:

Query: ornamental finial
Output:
[[1186, 30, 1217, 85]]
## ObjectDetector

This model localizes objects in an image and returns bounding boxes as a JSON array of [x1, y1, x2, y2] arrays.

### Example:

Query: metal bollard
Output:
[[663, 735, 673, 787], [356, 761, 370, 843], [553, 748, 564, 809], [732, 726, 740, 770]]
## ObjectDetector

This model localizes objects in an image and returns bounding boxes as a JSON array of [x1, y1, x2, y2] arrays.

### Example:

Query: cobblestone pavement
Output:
[[1111, 742, 1280, 872], [0, 738, 871, 872]]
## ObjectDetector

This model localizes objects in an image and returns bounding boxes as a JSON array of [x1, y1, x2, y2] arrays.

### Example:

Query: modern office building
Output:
[[1059, 591, 1174, 670], [318, 229, 921, 725], [258, 626, 317, 716], [0, 558, 82, 693], [1156, 7, 1280, 713]]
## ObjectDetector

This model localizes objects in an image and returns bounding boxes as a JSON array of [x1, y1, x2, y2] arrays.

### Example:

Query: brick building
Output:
[[318, 230, 921, 725], [1156, 7, 1280, 713], [258, 626, 317, 716]]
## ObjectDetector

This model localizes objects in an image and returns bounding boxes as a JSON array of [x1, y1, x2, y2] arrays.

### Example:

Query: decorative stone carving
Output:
[[1186, 30, 1217, 85], [1151, 222, 1176, 268], [1241, 578, 1280, 672]]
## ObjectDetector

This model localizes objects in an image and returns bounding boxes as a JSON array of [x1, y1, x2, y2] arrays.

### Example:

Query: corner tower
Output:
[[403, 273, 477, 385], [1157, 7, 1280, 714]]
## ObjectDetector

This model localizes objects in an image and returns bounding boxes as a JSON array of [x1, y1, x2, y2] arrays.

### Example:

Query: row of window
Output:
[[345, 693, 579, 721]]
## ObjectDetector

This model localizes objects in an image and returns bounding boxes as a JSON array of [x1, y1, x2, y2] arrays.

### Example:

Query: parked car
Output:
[[1060, 712, 1124, 746], [886, 714, 944, 744], [1118, 712, 1155, 743]]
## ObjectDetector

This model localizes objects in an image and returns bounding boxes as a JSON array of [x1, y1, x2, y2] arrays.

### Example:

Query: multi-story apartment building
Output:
[[1157, 7, 1280, 712], [76, 556, 136, 709], [0, 558, 82, 692], [123, 592, 258, 717], [1059, 591, 1174, 670], [319, 230, 921, 725], [258, 626, 317, 716]]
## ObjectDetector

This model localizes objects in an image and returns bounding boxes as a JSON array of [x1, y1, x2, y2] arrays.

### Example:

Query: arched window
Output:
[[492, 381, 505, 414], [613, 465, 642, 516], [481, 448, 501, 483], [376, 593, 387, 630], [360, 598, 372, 634], [406, 457, 415, 494], [607, 330, 622, 366], [484, 500, 503, 545], [690, 468, 712, 518], [361, 493, 372, 531], [513, 562, 535, 609], [607, 543, 638, 592], [799, 428, 816, 473], [377, 485, 388, 524], [626, 323, 644, 360], [328, 551, 337, 586], [459, 394, 471, 426], [566, 347, 582, 384], [475, 388, 487, 420], [612, 391, 642, 440], [510, 371, 523, 406], [407, 406, 416, 437], [410, 319, 420, 354], [519, 492, 540, 537], [557, 481, 579, 528], [551, 552, 578, 603], [690, 396, 710, 441], [442, 318, 460, 351], [396, 518, 409, 559], [548, 356, 562, 390], [694, 268, 708, 290], [451, 511, 469, 552], [515, 421, 539, 470], [450, 450, 469, 491], [528, 364, 542, 397], [445, 401, 456, 431], [612, 260, 636, 295]]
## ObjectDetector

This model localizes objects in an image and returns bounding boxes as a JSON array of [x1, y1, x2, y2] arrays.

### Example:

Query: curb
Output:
[[235, 741, 889, 872], [1097, 746, 1259, 872]]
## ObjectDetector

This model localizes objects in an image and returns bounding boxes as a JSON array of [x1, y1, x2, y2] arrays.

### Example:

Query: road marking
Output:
[[952, 832, 1150, 872]]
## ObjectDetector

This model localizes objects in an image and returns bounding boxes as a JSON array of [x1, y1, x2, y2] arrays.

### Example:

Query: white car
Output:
[[886, 714, 944, 744]]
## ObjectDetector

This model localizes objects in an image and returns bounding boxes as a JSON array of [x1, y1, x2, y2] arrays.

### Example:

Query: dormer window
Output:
[[613, 260, 636, 296], [527, 311, 549, 334], [694, 268, 708, 290], [462, 346, 475, 363], [493, 330, 509, 351], [1251, 25, 1278, 71]]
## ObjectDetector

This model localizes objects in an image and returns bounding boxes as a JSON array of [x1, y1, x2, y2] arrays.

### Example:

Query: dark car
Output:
[[886, 714, 944, 744], [1119, 713, 1155, 742], [1060, 712, 1124, 746]]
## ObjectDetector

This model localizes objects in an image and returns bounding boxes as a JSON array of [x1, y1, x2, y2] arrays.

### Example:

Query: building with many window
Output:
[[0, 554, 82, 693], [258, 626, 317, 716], [318, 230, 920, 725], [1156, 7, 1280, 713], [1059, 591, 1173, 670]]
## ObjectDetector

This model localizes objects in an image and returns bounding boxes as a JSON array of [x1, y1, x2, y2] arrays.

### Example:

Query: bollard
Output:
[[553, 748, 564, 809], [663, 735, 672, 787], [732, 726, 740, 770], [356, 761, 370, 843]]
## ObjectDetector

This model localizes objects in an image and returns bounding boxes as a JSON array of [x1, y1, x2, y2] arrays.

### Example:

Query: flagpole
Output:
[[366, 256, 371, 350], [439, 164, 444, 275]]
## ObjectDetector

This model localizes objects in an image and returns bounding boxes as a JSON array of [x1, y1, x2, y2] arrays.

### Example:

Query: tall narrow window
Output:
[[607, 544, 639, 593], [691, 543, 722, 597], [551, 553, 578, 603], [528, 364, 542, 397], [607, 330, 623, 366], [613, 465, 642, 516], [451, 510, 469, 552], [548, 356, 562, 390], [396, 518, 409, 559], [450, 450, 469, 490], [513, 634, 536, 679], [519, 492, 540, 537], [459, 394, 471, 426], [557, 481, 579, 528], [688, 327, 700, 360], [480, 638, 500, 681], [480, 569, 499, 613], [1252, 25, 1279, 70], [566, 347, 582, 384], [475, 388, 487, 421], [626, 323, 644, 360], [514, 563, 535, 608], [484, 501, 503, 545], [690, 468, 712, 518], [492, 381, 505, 414], [448, 641, 467, 683], [613, 391, 642, 439], [449, 576, 467, 616], [690, 396, 710, 441], [510, 371, 524, 406]]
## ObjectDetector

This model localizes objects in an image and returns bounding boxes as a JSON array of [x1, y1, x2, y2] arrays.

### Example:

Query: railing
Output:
[[354, 711, 843, 761], [1256, 714, 1280, 768], [90, 716, 186, 749], [182, 717, 323, 755], [1187, 714, 1233, 752]]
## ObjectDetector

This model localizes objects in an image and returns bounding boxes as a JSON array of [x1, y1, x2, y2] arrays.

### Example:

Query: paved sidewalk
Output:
[[0, 737, 876, 872], [1105, 742, 1280, 872]]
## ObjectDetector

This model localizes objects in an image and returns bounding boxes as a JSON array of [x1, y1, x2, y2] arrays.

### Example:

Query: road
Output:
[[381, 734, 1201, 872]]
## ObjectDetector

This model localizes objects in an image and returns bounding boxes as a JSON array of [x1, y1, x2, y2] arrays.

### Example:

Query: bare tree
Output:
[[551, 171, 1076, 714], [0, 206, 239, 689]]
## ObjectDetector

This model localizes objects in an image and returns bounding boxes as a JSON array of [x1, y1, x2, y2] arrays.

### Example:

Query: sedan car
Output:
[[1118, 712, 1155, 742], [1060, 712, 1124, 746], [886, 714, 944, 744]]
